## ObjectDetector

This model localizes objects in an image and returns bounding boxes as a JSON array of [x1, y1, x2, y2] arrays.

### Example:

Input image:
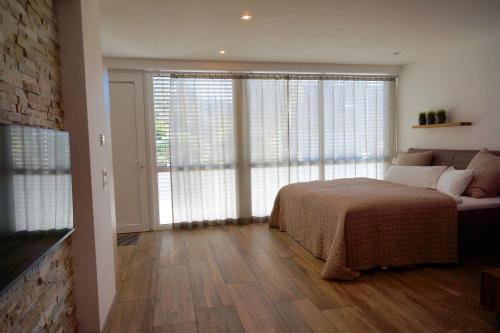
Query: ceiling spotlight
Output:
[[219, 50, 226, 54], [240, 11, 252, 20]]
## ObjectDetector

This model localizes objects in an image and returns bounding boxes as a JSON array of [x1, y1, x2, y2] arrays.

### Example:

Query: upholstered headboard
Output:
[[408, 148, 500, 170]]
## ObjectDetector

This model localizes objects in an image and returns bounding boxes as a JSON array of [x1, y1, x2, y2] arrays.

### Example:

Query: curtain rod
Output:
[[164, 72, 397, 81]]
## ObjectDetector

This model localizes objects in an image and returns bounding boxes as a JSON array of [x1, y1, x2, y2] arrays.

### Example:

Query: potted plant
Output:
[[427, 111, 436, 125], [418, 112, 427, 125], [436, 109, 447, 124]]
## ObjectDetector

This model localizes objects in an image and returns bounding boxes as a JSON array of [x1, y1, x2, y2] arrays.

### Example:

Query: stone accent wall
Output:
[[0, 0, 63, 129], [0, 239, 76, 332], [0, 0, 76, 332]]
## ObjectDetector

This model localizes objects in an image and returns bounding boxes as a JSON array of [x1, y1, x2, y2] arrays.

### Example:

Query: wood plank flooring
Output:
[[108, 224, 500, 333]]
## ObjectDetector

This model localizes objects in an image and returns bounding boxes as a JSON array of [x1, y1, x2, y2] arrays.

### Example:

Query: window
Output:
[[247, 79, 322, 216], [153, 76, 171, 169], [154, 76, 236, 226], [152, 74, 395, 227], [323, 80, 388, 180], [153, 76, 173, 225]]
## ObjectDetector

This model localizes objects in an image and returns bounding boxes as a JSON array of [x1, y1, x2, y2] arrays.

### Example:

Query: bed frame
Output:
[[408, 148, 500, 254]]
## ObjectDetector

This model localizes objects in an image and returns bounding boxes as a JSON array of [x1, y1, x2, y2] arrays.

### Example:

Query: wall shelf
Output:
[[412, 122, 472, 129]]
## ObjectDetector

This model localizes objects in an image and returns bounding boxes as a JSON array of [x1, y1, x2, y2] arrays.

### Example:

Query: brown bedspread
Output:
[[269, 178, 457, 280]]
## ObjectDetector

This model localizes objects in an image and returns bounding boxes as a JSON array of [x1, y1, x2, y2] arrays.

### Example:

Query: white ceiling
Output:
[[99, 0, 500, 66]]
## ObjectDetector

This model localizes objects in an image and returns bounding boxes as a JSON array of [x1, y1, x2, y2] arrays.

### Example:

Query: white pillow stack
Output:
[[436, 167, 474, 197], [385, 165, 448, 189]]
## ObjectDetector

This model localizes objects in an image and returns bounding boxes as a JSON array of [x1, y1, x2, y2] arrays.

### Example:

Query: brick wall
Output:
[[0, 239, 76, 332], [0, 0, 63, 129], [0, 0, 76, 332]]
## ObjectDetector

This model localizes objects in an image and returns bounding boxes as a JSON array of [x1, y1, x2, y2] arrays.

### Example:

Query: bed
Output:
[[269, 148, 500, 280], [409, 149, 500, 256]]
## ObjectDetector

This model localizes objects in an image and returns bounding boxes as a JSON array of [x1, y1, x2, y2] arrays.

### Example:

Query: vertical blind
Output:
[[153, 74, 396, 228]]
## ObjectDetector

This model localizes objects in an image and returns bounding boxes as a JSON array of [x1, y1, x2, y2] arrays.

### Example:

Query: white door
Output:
[[109, 72, 150, 233]]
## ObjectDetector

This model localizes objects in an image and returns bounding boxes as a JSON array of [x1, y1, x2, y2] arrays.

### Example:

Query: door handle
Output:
[[134, 160, 145, 170]]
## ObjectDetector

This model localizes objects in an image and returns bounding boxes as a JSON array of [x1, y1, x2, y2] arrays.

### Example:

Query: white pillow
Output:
[[437, 166, 474, 197], [385, 165, 448, 189]]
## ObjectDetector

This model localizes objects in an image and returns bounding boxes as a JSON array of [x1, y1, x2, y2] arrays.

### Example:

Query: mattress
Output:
[[458, 196, 500, 211]]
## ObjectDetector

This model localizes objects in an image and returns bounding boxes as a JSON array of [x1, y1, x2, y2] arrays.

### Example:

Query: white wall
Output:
[[57, 0, 117, 331], [398, 35, 500, 151]]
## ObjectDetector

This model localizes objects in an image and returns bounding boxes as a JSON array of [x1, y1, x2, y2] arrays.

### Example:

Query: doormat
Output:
[[117, 233, 140, 246]]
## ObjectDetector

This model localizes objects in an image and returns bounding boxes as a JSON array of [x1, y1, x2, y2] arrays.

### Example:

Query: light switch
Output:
[[102, 169, 108, 190], [100, 134, 106, 146]]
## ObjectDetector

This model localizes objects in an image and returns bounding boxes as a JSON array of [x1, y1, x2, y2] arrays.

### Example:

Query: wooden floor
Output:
[[107, 223, 500, 333]]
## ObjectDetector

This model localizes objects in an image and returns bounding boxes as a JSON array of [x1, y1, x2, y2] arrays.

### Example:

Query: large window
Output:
[[153, 74, 395, 227], [323, 80, 388, 180], [154, 76, 236, 226]]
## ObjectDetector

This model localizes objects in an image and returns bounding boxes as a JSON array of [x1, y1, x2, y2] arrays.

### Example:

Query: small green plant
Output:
[[418, 112, 427, 125], [436, 109, 447, 123], [427, 111, 436, 124]]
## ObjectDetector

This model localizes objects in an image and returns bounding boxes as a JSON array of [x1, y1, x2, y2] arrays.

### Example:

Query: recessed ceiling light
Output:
[[219, 50, 226, 54], [240, 11, 252, 20]]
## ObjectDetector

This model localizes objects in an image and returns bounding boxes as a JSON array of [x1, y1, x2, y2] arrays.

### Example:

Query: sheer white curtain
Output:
[[288, 80, 321, 183], [245, 79, 322, 217], [245, 79, 289, 218], [323, 80, 395, 180], [169, 78, 236, 227], [153, 75, 396, 227], [244, 79, 395, 217]]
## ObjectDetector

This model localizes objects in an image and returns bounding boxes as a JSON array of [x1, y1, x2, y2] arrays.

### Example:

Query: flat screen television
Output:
[[0, 124, 73, 293]]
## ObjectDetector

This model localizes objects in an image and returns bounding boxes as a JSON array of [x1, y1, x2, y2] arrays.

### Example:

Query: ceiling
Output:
[[99, 0, 500, 66]]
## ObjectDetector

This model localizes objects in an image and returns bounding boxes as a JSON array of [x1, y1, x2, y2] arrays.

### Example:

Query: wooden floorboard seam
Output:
[[182, 232, 203, 332]]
